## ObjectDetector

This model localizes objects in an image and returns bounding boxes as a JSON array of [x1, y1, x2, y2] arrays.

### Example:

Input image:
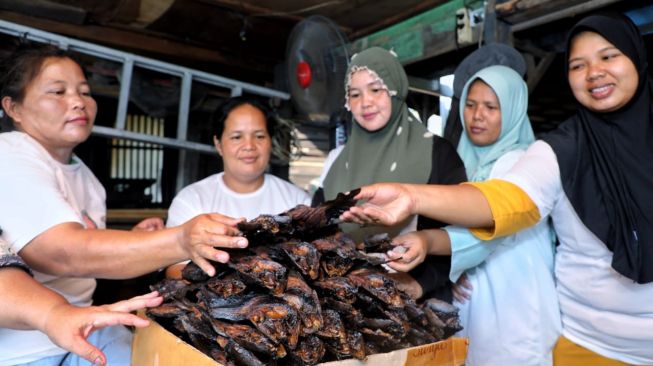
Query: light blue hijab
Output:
[[457, 65, 534, 181]]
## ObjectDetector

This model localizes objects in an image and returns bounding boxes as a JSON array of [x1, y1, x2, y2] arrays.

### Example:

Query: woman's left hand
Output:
[[452, 274, 473, 303], [386, 231, 429, 272], [43, 291, 163, 366]]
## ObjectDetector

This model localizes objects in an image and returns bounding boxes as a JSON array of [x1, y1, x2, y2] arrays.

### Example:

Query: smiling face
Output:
[[346, 69, 393, 132], [2, 57, 96, 163], [214, 103, 272, 192], [568, 31, 639, 113], [463, 79, 502, 146]]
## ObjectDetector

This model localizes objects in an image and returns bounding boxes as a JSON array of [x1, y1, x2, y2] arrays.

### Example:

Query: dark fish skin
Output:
[[238, 214, 291, 236], [424, 298, 459, 318], [281, 271, 323, 335], [406, 326, 438, 345], [362, 317, 405, 336], [277, 241, 321, 280], [347, 268, 405, 309], [207, 317, 287, 359], [320, 297, 363, 324], [313, 277, 357, 304], [209, 295, 269, 321], [316, 309, 347, 341], [422, 307, 446, 340], [149, 278, 191, 301], [320, 254, 354, 277], [229, 256, 288, 295], [205, 274, 247, 298], [361, 233, 395, 253], [347, 331, 366, 360], [290, 336, 326, 366], [250, 302, 301, 350], [210, 296, 301, 350], [145, 303, 186, 319], [181, 261, 211, 283], [197, 288, 256, 311], [218, 336, 266, 366]]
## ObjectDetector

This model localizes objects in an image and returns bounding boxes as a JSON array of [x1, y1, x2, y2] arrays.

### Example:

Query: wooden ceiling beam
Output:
[[194, 0, 304, 22], [0, 9, 272, 73], [349, 0, 449, 39], [0, 0, 87, 24], [193, 0, 352, 34]]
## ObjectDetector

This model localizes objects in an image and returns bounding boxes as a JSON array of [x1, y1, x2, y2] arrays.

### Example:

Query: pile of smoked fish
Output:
[[147, 190, 462, 366]]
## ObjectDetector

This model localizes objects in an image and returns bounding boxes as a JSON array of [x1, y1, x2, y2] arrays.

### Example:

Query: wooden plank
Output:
[[349, 0, 451, 39], [0, 9, 273, 73], [350, 0, 467, 64], [0, 0, 86, 24]]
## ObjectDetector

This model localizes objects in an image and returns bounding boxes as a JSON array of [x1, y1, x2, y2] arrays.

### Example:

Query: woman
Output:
[[388, 65, 560, 365], [165, 97, 310, 277], [343, 13, 653, 365], [314, 47, 466, 300], [0, 45, 246, 365]]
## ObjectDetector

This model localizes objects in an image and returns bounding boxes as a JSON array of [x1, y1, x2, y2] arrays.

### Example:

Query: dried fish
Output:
[[146, 193, 461, 365]]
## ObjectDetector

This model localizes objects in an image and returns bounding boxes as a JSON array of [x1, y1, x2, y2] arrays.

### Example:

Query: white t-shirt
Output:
[[166, 172, 311, 227], [0, 132, 104, 364], [449, 150, 560, 366], [502, 140, 653, 365]]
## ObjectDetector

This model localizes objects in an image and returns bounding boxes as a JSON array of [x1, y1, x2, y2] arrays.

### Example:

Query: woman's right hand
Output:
[[179, 213, 248, 276]]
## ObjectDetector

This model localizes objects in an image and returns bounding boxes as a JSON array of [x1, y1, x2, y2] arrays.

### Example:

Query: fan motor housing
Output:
[[296, 61, 312, 89]]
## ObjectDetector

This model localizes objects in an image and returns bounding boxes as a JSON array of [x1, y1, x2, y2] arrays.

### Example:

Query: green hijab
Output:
[[457, 65, 534, 182], [323, 47, 433, 200]]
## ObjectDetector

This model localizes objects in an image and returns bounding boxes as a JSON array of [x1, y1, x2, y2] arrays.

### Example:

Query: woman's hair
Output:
[[211, 96, 274, 139], [211, 96, 299, 164], [0, 43, 73, 131]]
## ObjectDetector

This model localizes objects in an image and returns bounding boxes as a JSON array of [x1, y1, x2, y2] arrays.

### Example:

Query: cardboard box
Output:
[[132, 315, 468, 366]]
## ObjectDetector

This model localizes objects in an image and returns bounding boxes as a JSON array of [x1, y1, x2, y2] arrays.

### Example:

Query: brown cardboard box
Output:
[[132, 316, 468, 366]]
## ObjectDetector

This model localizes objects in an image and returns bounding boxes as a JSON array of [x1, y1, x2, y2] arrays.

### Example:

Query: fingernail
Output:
[[236, 239, 248, 248], [93, 357, 102, 366]]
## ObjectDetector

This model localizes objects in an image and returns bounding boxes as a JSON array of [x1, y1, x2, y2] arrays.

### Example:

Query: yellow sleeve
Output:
[[463, 179, 540, 240]]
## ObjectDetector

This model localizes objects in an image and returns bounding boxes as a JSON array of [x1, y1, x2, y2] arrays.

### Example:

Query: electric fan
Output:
[[285, 15, 350, 123]]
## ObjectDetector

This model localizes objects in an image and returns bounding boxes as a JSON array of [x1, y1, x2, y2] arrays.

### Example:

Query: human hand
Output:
[[386, 231, 429, 272], [132, 217, 165, 232], [42, 291, 163, 366], [452, 274, 472, 304], [387, 272, 424, 300], [339, 183, 416, 226], [180, 213, 248, 276]]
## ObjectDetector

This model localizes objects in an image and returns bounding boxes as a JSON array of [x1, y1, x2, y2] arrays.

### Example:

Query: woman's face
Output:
[[215, 103, 271, 185], [2, 57, 96, 162], [347, 70, 392, 132], [463, 80, 502, 146], [568, 31, 639, 113]]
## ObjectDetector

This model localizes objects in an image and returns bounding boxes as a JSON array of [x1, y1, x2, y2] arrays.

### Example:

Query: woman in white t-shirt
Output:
[[165, 97, 310, 278], [0, 44, 247, 365]]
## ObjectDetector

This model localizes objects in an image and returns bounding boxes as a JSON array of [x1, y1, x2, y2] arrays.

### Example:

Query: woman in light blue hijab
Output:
[[387, 65, 561, 365], [450, 65, 560, 366], [456, 65, 534, 181]]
